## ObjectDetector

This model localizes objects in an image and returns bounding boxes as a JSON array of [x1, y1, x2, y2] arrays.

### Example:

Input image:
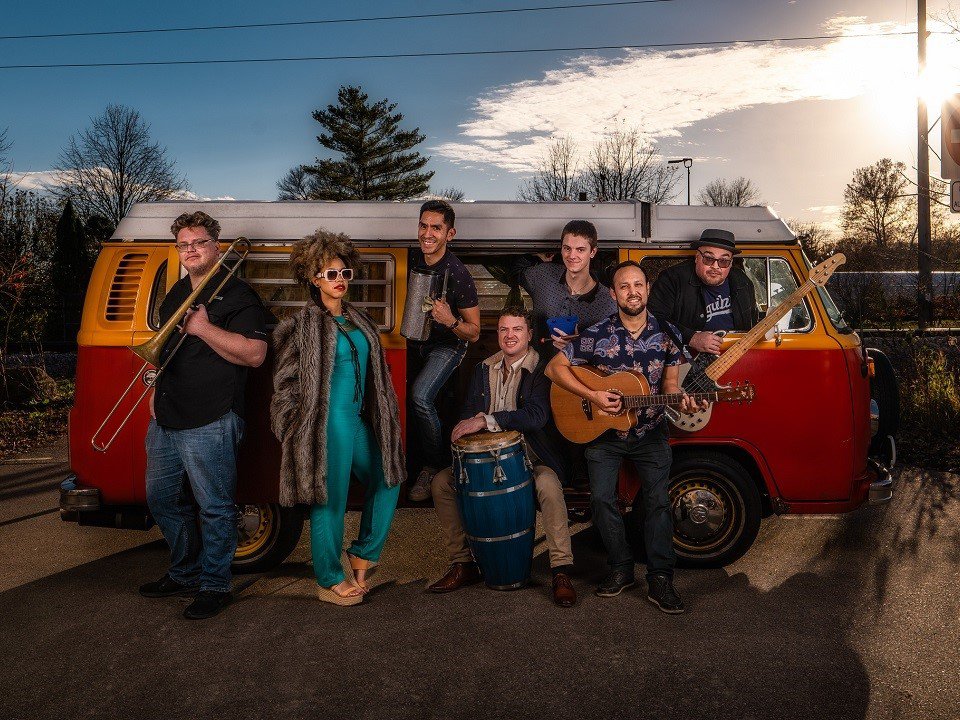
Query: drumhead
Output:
[[453, 430, 522, 453]]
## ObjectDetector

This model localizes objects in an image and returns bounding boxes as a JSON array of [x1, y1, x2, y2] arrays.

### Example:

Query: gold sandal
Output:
[[347, 554, 379, 591], [316, 582, 363, 606]]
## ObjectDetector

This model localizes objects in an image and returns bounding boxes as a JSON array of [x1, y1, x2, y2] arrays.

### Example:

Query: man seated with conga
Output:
[[428, 307, 577, 607]]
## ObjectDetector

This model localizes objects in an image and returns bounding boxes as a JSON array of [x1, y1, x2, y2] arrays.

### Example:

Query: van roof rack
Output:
[[111, 200, 797, 248]]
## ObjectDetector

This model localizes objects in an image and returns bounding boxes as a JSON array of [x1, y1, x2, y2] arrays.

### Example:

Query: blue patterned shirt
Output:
[[563, 312, 682, 439]]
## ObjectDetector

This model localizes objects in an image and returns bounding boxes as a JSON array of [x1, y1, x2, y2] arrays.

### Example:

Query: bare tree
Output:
[[52, 105, 188, 226], [277, 165, 316, 200], [788, 219, 834, 264], [841, 158, 911, 248], [517, 137, 582, 201], [583, 128, 679, 203], [697, 176, 763, 206], [0, 129, 12, 210], [433, 186, 466, 202]]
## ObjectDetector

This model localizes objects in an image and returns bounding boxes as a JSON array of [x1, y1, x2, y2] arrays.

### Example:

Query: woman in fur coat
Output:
[[270, 230, 405, 606]]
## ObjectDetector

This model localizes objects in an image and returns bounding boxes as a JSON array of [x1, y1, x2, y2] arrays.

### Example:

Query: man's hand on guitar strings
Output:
[[590, 389, 623, 414], [678, 393, 709, 415]]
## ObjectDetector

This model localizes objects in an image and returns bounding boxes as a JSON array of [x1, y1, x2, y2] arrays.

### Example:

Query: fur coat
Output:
[[270, 301, 405, 506]]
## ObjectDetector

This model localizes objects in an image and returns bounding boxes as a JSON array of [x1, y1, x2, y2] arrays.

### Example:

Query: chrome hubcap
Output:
[[672, 484, 727, 543]]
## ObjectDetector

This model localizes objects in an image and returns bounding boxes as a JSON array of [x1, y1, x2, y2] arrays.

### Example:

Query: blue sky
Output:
[[1, 0, 957, 230]]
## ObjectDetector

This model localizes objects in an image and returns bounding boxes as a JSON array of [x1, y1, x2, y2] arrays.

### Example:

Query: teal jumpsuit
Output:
[[310, 317, 401, 588]]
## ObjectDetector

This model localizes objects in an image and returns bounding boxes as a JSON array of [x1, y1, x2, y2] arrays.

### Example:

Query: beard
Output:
[[618, 300, 646, 317]]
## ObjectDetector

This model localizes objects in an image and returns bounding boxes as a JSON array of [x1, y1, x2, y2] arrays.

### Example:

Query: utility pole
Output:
[[917, 0, 934, 328]]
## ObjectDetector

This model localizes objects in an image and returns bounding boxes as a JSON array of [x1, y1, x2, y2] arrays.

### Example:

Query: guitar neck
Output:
[[704, 278, 817, 381], [621, 390, 719, 409]]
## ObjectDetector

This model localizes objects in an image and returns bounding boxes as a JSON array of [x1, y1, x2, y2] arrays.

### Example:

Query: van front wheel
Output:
[[231, 504, 304, 574], [668, 453, 761, 568]]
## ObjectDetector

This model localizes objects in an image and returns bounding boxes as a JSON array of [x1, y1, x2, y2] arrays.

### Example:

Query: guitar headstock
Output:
[[719, 382, 755, 403], [809, 253, 846, 287]]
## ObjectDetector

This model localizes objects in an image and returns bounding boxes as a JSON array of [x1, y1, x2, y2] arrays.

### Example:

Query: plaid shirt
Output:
[[563, 312, 682, 439]]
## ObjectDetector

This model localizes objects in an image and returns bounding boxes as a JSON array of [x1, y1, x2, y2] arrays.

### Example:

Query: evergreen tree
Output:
[[48, 199, 93, 342], [280, 86, 433, 201]]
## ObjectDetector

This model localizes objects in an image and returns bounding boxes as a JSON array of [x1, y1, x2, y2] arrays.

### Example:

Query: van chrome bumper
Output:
[[867, 436, 896, 504], [59, 474, 101, 515]]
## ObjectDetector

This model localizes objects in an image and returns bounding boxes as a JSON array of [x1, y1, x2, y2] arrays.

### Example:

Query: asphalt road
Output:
[[1, 437, 958, 720]]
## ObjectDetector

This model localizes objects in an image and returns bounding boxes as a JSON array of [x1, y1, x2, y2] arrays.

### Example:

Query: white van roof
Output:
[[111, 200, 796, 247]]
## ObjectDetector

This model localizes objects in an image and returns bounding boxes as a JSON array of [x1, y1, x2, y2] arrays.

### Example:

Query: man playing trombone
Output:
[[139, 211, 268, 620]]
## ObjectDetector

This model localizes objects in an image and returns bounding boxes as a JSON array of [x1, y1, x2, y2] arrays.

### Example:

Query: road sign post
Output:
[[952, 180, 960, 213]]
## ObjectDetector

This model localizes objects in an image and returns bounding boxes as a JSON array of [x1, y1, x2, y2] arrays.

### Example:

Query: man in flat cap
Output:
[[648, 229, 760, 355]]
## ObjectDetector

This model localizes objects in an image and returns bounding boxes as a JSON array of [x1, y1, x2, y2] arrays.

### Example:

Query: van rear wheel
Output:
[[231, 503, 304, 574]]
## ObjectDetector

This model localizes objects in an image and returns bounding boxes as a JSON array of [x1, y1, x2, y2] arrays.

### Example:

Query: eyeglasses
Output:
[[317, 268, 354, 282], [697, 250, 732, 268], [174, 238, 214, 253]]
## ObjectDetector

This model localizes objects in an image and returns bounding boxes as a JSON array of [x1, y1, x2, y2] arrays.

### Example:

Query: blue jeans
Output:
[[410, 342, 467, 469], [145, 411, 245, 592], [585, 427, 675, 580]]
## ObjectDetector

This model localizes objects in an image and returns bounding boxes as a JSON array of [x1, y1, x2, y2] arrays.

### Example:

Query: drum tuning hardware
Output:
[[492, 448, 506, 484]]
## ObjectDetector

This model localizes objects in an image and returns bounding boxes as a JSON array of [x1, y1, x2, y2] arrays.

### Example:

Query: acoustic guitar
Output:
[[669, 252, 846, 432], [550, 365, 755, 443]]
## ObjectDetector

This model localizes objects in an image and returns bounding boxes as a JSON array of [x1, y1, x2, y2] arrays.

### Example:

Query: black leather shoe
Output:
[[183, 590, 232, 620], [595, 569, 637, 597], [647, 574, 685, 614], [139, 574, 199, 598]]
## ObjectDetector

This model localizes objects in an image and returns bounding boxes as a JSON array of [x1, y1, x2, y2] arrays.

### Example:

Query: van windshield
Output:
[[801, 250, 854, 334]]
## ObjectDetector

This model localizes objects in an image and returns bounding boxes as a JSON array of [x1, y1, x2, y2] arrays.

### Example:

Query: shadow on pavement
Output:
[[4, 466, 959, 719]]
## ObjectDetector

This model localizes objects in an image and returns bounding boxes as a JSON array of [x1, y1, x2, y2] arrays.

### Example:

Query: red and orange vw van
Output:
[[61, 201, 896, 570]]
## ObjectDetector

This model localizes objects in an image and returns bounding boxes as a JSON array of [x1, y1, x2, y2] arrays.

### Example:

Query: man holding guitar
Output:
[[648, 228, 759, 355], [546, 261, 701, 614]]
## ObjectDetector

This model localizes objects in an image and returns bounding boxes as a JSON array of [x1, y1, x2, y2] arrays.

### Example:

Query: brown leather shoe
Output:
[[552, 572, 577, 607], [427, 562, 483, 593]]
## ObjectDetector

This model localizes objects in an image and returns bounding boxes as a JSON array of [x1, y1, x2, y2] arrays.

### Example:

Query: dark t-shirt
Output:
[[701, 279, 735, 331], [153, 268, 268, 429], [408, 248, 478, 348]]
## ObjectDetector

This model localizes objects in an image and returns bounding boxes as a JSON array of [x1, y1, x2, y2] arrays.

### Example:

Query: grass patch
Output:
[[0, 378, 74, 459], [878, 338, 960, 470]]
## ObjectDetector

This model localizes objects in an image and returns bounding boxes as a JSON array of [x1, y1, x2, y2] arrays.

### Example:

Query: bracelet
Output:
[[449, 317, 461, 330]]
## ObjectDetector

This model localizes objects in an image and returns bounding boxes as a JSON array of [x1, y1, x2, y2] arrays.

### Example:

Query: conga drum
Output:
[[452, 431, 535, 590]]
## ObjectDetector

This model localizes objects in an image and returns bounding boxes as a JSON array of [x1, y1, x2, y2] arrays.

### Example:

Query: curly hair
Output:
[[170, 211, 221, 240], [289, 228, 362, 287]]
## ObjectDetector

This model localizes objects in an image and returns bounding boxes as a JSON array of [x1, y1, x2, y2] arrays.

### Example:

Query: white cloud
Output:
[[801, 205, 844, 234], [172, 190, 237, 201], [434, 16, 927, 173], [1, 170, 63, 192]]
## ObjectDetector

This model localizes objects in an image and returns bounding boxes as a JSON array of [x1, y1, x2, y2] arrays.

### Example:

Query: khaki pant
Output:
[[432, 464, 574, 568]]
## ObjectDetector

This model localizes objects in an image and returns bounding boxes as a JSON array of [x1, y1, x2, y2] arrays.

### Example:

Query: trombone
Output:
[[91, 238, 252, 452]]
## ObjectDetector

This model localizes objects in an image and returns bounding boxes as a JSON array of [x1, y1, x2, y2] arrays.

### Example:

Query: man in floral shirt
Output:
[[546, 260, 698, 613]]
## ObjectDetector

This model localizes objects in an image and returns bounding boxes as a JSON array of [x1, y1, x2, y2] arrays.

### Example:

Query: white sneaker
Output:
[[408, 467, 436, 502]]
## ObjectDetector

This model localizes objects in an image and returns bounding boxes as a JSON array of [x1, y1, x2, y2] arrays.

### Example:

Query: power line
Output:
[[0, 1, 678, 41], [0, 30, 921, 71]]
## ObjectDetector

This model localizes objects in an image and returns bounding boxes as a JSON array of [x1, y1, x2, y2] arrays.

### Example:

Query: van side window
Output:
[[641, 255, 812, 333], [742, 257, 812, 332], [242, 254, 395, 331], [147, 261, 168, 330]]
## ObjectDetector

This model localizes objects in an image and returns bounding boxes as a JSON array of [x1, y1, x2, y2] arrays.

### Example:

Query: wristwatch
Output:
[[449, 317, 461, 330]]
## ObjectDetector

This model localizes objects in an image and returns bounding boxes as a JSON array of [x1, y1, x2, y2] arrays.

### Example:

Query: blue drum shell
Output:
[[454, 441, 535, 590]]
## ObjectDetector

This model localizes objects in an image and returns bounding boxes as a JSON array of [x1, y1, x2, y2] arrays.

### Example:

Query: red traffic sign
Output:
[[944, 95, 960, 180]]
